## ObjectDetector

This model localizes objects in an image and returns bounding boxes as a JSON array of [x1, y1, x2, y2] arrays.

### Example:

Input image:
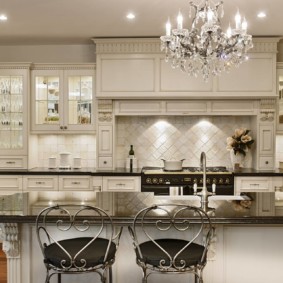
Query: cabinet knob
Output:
[[60, 126, 64, 130], [265, 161, 269, 164], [64, 126, 67, 130], [103, 161, 107, 164]]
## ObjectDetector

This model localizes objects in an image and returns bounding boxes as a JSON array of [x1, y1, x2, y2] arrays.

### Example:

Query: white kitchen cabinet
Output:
[[0, 64, 29, 168], [235, 176, 273, 194], [23, 175, 58, 191], [97, 124, 113, 169], [277, 63, 283, 132], [31, 64, 95, 133], [94, 38, 278, 99], [92, 176, 103, 192], [102, 176, 141, 192], [0, 175, 22, 191], [58, 175, 91, 191]]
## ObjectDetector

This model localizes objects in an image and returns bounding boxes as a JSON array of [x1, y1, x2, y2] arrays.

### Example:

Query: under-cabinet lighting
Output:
[[0, 14, 7, 21]]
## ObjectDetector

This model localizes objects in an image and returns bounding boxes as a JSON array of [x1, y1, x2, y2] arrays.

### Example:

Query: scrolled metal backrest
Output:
[[131, 204, 213, 270], [36, 204, 114, 270]]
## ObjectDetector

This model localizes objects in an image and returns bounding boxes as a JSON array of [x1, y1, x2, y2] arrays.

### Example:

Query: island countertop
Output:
[[0, 192, 283, 225]]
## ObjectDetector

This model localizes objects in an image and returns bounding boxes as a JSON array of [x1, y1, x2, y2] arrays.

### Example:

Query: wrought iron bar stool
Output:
[[128, 204, 213, 283], [36, 204, 123, 283]]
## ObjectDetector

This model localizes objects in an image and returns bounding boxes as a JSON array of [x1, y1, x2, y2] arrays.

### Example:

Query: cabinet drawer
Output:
[[235, 177, 272, 193], [259, 156, 274, 170], [0, 157, 27, 169], [59, 176, 91, 191], [0, 175, 22, 191], [23, 175, 58, 191], [98, 157, 113, 168], [102, 177, 140, 192]]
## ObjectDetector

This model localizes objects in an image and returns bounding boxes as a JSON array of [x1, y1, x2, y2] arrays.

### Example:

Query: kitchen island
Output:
[[0, 191, 283, 283]]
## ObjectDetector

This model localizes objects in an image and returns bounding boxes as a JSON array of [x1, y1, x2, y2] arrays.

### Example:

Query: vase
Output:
[[230, 149, 253, 169], [230, 150, 244, 169]]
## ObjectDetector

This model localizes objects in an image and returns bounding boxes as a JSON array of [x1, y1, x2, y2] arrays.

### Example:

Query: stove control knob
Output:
[[213, 178, 217, 184], [152, 178, 158, 184], [206, 178, 211, 184], [219, 178, 224, 184], [200, 178, 203, 184], [159, 178, 164, 184], [225, 178, 230, 184], [193, 178, 197, 184], [146, 178, 152, 184]]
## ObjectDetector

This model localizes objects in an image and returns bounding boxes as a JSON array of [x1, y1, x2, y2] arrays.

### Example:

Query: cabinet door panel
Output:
[[100, 58, 155, 92], [98, 125, 112, 155], [259, 125, 274, 155]]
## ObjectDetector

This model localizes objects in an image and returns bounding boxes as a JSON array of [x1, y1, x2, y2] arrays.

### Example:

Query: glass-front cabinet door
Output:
[[277, 64, 283, 133], [0, 67, 28, 156], [31, 65, 95, 133]]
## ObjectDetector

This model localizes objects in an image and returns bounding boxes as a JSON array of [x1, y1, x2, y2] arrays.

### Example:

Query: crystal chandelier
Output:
[[160, 0, 253, 81]]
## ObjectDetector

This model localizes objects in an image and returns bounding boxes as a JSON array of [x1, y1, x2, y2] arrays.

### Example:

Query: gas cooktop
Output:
[[142, 166, 232, 174]]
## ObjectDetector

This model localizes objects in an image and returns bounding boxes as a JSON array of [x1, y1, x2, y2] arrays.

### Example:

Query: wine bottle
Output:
[[129, 145, 135, 158]]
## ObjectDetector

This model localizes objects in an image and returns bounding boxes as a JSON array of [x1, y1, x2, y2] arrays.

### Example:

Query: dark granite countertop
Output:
[[1, 192, 283, 225], [1, 167, 283, 177], [0, 167, 143, 176]]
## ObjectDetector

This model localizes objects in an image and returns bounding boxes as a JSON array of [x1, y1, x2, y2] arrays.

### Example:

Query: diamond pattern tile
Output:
[[116, 116, 252, 168]]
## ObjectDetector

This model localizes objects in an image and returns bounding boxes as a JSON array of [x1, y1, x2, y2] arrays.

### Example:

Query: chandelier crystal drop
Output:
[[160, 0, 253, 82]]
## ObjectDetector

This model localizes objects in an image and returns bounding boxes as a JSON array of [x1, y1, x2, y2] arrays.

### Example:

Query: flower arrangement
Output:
[[226, 128, 254, 156]]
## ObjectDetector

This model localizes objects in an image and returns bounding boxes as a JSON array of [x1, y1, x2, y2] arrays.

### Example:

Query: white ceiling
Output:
[[0, 0, 282, 45]]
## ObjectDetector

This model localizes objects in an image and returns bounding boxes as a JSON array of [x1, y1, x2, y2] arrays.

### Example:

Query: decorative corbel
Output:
[[0, 223, 20, 258], [97, 99, 113, 122]]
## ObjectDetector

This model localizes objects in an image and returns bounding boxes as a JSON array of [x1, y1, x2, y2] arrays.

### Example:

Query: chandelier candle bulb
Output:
[[160, 0, 253, 81], [235, 10, 242, 29], [177, 11, 183, 29], [166, 19, 171, 36]]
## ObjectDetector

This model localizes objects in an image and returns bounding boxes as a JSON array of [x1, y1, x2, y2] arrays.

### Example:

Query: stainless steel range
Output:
[[141, 166, 234, 196]]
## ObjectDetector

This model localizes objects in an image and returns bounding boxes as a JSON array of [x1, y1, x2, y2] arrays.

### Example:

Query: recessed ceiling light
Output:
[[126, 13, 135, 20], [0, 14, 7, 21], [257, 12, 266, 18]]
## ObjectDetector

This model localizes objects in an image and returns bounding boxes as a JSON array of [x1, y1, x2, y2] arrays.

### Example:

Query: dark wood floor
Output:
[[0, 244, 7, 283]]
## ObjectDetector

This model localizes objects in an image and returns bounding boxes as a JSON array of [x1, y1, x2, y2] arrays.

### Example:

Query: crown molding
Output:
[[0, 62, 32, 69], [31, 63, 96, 70], [93, 37, 280, 54]]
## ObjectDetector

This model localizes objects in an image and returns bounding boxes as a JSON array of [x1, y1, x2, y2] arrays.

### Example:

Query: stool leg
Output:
[[108, 267, 113, 283], [58, 274, 61, 283]]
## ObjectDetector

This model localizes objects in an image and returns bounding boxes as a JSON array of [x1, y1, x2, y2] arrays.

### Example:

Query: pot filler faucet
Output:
[[194, 152, 216, 214]]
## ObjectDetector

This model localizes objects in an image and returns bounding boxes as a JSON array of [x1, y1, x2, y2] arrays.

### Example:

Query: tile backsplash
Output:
[[36, 135, 96, 168], [116, 116, 253, 169]]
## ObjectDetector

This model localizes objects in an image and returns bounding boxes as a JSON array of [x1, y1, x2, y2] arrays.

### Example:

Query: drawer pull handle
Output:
[[6, 161, 16, 164], [117, 183, 125, 186], [71, 182, 81, 185], [36, 181, 45, 185]]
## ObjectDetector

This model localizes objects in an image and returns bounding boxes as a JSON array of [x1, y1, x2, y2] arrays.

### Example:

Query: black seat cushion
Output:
[[136, 239, 205, 268], [44, 237, 116, 269]]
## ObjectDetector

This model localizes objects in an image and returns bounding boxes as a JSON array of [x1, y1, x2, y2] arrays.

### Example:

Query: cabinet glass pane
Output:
[[279, 76, 283, 125], [35, 76, 60, 125], [0, 76, 23, 149], [68, 76, 92, 125]]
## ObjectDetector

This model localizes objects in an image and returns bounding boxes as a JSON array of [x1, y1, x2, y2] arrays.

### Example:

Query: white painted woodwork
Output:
[[23, 175, 58, 191], [0, 65, 29, 167], [31, 64, 95, 133], [0, 175, 22, 191], [218, 55, 274, 92], [102, 176, 141, 192], [94, 38, 278, 99], [159, 60, 213, 92], [98, 156, 113, 169], [235, 176, 273, 194], [0, 157, 27, 169], [58, 176, 91, 191], [259, 124, 274, 155], [276, 63, 283, 133], [99, 56, 155, 92], [114, 100, 257, 116], [258, 156, 274, 170], [98, 125, 113, 155], [92, 176, 103, 192]]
